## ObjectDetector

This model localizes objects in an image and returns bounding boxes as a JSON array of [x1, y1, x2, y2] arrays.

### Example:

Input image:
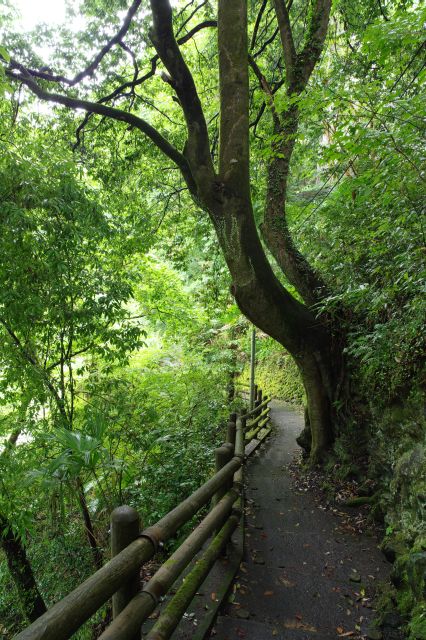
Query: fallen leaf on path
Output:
[[264, 590, 274, 596], [236, 609, 250, 620], [284, 620, 316, 632], [278, 576, 295, 587]]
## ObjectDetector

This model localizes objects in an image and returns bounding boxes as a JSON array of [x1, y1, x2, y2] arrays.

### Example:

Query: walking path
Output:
[[211, 401, 390, 640]]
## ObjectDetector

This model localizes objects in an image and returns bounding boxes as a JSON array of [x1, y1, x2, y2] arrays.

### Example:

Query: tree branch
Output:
[[92, 20, 217, 106], [7, 66, 197, 193], [8, 17, 216, 158], [118, 41, 139, 87], [248, 55, 280, 128], [250, 0, 268, 51], [253, 26, 279, 59], [260, 0, 332, 304], [149, 0, 214, 181], [46, 345, 95, 372], [0, 318, 69, 423], [294, 0, 332, 92], [13, 0, 143, 87], [377, 0, 389, 22], [272, 0, 297, 85], [175, 0, 207, 37]]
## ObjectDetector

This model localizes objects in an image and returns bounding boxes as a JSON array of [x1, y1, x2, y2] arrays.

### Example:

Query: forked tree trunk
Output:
[[10, 0, 337, 462], [209, 0, 336, 462]]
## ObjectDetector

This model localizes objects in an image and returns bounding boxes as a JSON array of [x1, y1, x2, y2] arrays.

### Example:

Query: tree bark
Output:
[[260, 0, 332, 307], [207, 0, 335, 461], [0, 515, 47, 622], [76, 477, 103, 571], [262, 106, 329, 307], [210, 195, 335, 461], [0, 422, 47, 622], [295, 349, 335, 462]]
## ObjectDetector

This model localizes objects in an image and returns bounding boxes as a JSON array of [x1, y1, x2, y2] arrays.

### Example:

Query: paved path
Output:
[[212, 401, 390, 640]]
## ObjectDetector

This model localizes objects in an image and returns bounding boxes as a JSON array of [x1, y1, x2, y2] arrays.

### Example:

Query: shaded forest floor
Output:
[[211, 401, 402, 640]]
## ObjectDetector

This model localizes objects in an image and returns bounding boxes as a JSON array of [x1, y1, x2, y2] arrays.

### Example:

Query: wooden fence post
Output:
[[241, 408, 247, 435], [110, 506, 141, 625], [256, 388, 263, 418], [254, 395, 260, 420], [249, 328, 256, 410], [213, 445, 233, 507], [226, 421, 236, 451]]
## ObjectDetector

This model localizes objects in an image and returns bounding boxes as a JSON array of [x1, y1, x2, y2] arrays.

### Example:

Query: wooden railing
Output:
[[15, 387, 271, 640]]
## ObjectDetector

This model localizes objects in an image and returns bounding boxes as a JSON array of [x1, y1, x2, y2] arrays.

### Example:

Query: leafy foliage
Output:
[[0, 0, 424, 636]]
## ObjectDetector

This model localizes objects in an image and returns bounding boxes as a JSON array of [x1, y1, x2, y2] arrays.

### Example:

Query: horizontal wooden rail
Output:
[[246, 415, 270, 442], [241, 395, 270, 419], [16, 385, 269, 640], [98, 489, 240, 639], [146, 513, 241, 640], [15, 456, 242, 640], [246, 405, 270, 430], [145, 418, 244, 640]]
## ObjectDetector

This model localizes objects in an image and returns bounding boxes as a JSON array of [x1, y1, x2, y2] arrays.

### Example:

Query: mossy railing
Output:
[[15, 388, 270, 640]]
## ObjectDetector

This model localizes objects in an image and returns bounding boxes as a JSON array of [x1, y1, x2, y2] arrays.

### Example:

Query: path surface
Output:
[[211, 401, 390, 640]]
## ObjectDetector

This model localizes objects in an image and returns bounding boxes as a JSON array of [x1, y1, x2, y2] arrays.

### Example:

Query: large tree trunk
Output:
[[296, 350, 335, 462], [203, 0, 335, 462], [209, 194, 336, 461], [150, 0, 338, 462], [0, 515, 47, 622], [10, 0, 338, 462]]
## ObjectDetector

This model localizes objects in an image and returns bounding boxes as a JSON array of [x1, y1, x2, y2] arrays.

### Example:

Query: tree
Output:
[[0, 122, 145, 569], [0, 0, 406, 461], [0, 421, 47, 623]]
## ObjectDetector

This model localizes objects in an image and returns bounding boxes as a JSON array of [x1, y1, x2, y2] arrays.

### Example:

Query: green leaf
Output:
[[0, 45, 10, 62]]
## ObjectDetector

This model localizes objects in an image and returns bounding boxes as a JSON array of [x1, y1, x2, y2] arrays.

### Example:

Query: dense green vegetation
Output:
[[0, 99, 242, 635], [0, 0, 425, 637]]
